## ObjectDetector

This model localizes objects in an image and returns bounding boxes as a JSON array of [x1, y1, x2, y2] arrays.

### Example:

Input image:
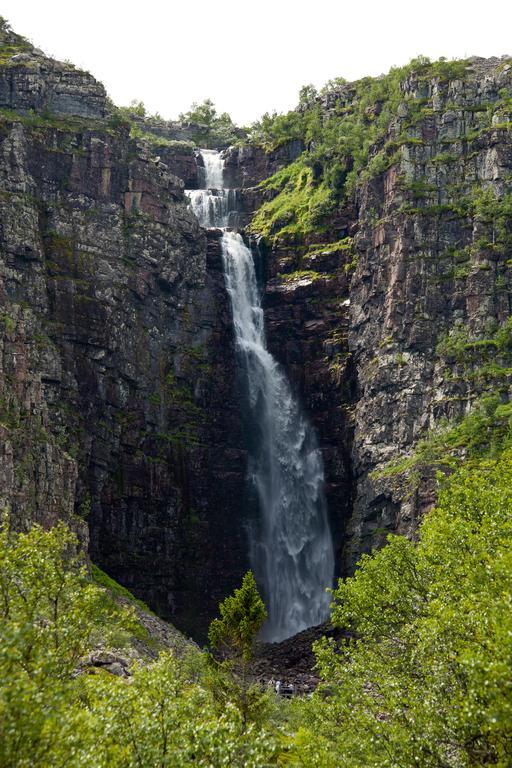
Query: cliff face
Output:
[[345, 58, 512, 565], [0, 24, 249, 636], [2, 18, 511, 635], [234, 57, 512, 573]]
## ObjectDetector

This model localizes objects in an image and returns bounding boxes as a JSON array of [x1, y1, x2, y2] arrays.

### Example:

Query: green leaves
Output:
[[207, 572, 271, 729], [0, 521, 133, 767], [0, 528, 279, 766], [178, 99, 240, 148], [2, 459, 510, 767], [208, 570, 267, 662], [300, 451, 512, 767]]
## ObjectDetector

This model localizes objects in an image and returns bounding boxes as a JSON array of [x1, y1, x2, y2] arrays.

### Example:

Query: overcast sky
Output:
[[3, 0, 512, 125]]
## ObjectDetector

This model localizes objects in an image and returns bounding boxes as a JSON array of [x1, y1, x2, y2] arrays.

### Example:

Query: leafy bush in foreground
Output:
[[1, 448, 511, 766], [295, 451, 512, 767]]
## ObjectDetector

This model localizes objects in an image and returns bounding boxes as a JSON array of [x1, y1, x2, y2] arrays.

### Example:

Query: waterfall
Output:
[[186, 149, 237, 228], [186, 150, 334, 642]]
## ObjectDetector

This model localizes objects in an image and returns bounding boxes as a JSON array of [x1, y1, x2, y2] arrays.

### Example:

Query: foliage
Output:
[[0, 17, 33, 65], [0, 520, 134, 767], [207, 571, 270, 728], [0, 524, 281, 766], [248, 57, 472, 244], [85, 652, 278, 767], [179, 98, 241, 148], [296, 451, 512, 767], [250, 160, 334, 241], [208, 570, 267, 662], [468, 187, 512, 255], [1, 467, 511, 766]]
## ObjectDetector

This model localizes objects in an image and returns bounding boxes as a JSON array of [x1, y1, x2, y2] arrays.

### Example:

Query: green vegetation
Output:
[[0, 106, 106, 135], [378, 318, 512, 482], [178, 98, 241, 148], [246, 56, 504, 247], [248, 58, 446, 243], [278, 268, 324, 283], [297, 450, 512, 767], [90, 563, 151, 613], [129, 125, 195, 152], [250, 160, 335, 241], [378, 394, 512, 480], [0, 17, 33, 65], [0, 523, 278, 767], [207, 571, 269, 728], [3, 446, 511, 766]]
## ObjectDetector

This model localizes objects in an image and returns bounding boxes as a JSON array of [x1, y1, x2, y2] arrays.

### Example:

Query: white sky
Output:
[[2, 0, 512, 125]]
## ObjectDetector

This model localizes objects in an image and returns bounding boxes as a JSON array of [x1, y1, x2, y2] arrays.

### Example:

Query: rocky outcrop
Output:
[[0, 23, 106, 119]]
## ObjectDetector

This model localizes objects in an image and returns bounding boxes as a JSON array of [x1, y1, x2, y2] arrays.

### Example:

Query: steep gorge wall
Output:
[[346, 58, 512, 565], [229, 57, 512, 574], [0, 26, 249, 636]]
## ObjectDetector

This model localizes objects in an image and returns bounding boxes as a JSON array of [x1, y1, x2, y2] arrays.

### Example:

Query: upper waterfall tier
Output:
[[185, 149, 237, 228]]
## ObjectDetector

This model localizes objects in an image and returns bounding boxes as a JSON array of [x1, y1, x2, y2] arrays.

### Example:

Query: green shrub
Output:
[[297, 451, 512, 767]]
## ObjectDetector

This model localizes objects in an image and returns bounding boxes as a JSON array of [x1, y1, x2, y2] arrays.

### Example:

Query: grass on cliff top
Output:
[[0, 16, 33, 64], [247, 56, 476, 244], [0, 106, 113, 137]]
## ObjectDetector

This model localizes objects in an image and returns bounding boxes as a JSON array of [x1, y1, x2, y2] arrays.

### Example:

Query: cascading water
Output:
[[186, 150, 334, 642], [187, 149, 237, 228]]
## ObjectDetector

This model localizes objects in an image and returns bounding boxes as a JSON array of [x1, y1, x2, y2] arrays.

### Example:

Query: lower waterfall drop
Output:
[[186, 149, 334, 642], [221, 231, 334, 642]]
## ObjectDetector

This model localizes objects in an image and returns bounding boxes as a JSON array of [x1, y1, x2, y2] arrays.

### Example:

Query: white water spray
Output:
[[187, 149, 237, 228], [186, 151, 334, 642]]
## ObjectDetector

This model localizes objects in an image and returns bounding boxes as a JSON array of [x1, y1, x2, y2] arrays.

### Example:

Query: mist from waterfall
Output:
[[186, 150, 334, 642]]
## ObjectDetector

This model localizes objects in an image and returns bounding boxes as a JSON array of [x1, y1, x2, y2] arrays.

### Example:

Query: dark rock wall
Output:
[[0, 101, 248, 636]]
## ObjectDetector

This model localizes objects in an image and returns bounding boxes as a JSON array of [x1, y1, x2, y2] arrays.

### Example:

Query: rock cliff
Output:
[[236, 56, 512, 573], [1, 17, 511, 635], [0, 21, 248, 636]]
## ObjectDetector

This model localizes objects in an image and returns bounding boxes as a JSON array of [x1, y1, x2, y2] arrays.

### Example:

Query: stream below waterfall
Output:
[[186, 149, 334, 642]]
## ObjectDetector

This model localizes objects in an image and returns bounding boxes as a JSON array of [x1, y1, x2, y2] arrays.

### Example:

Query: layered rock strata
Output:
[[0, 24, 248, 635]]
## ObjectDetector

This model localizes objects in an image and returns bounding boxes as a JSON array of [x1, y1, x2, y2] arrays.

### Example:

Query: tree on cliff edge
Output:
[[179, 98, 240, 147]]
